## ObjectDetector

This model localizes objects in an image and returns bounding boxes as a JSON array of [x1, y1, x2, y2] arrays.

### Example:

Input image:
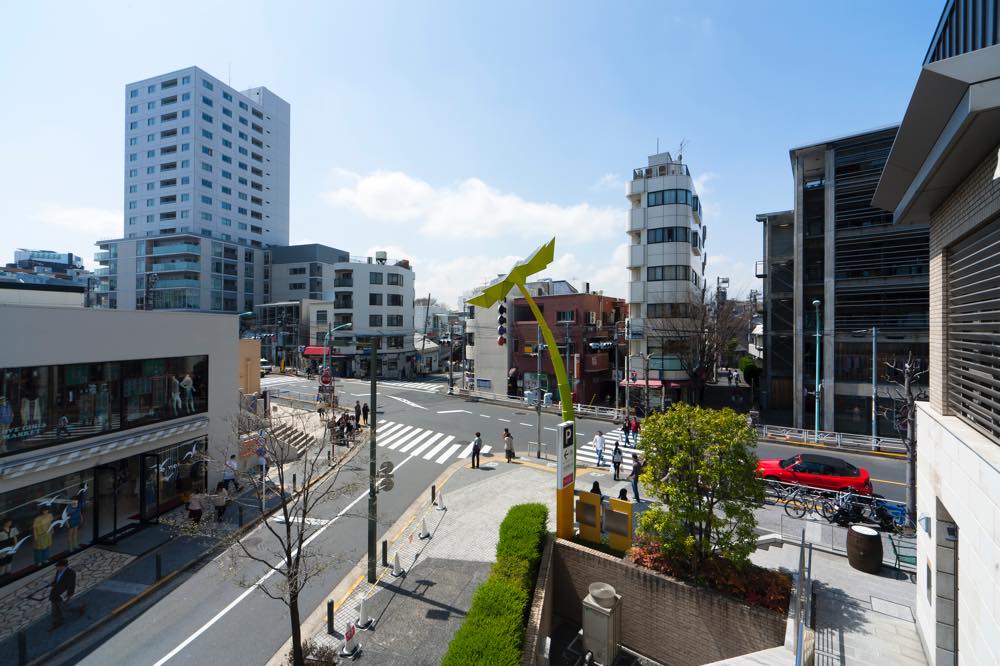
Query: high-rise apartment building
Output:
[[625, 151, 706, 405], [775, 127, 929, 435], [95, 67, 290, 312]]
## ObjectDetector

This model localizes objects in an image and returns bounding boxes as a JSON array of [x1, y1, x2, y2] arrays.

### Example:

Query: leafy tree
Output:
[[637, 403, 764, 575]]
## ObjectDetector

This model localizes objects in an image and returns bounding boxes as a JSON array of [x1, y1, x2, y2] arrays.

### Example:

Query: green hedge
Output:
[[442, 503, 548, 666]]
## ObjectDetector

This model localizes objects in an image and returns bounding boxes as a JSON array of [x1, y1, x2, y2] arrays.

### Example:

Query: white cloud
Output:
[[593, 173, 623, 192], [322, 169, 619, 242], [705, 253, 759, 297], [693, 171, 717, 195], [34, 204, 120, 239]]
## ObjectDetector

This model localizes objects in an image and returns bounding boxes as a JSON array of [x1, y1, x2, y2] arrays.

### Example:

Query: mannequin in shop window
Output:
[[180, 374, 195, 413], [20, 370, 42, 436], [0, 396, 12, 453], [96, 384, 111, 431], [170, 376, 182, 416]]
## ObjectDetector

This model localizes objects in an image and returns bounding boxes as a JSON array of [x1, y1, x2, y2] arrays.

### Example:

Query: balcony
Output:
[[628, 208, 644, 232], [94, 251, 111, 262], [629, 281, 645, 304], [334, 298, 353, 310], [93, 267, 110, 277], [152, 261, 200, 272], [627, 244, 644, 268], [626, 178, 646, 198], [153, 279, 200, 289], [333, 277, 353, 288], [755, 261, 767, 278], [151, 243, 200, 256]]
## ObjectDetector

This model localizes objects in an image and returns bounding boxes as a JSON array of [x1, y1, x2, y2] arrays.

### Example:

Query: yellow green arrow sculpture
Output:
[[467, 238, 576, 538]]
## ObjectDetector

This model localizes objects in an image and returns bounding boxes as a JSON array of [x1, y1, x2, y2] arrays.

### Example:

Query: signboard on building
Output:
[[556, 420, 575, 489]]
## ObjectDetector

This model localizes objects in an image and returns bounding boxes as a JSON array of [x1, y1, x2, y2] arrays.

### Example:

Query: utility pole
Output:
[[461, 319, 467, 388], [367, 336, 379, 584], [448, 327, 454, 394], [812, 299, 821, 442], [644, 353, 650, 417], [536, 324, 542, 458], [564, 321, 572, 407], [613, 325, 619, 415]]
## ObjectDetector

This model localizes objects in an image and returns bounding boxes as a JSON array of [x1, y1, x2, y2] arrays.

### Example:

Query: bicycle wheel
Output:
[[764, 477, 786, 502], [784, 492, 809, 519], [817, 496, 839, 521]]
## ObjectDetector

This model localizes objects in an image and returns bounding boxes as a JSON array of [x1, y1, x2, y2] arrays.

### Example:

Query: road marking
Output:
[[498, 418, 511, 423], [377, 422, 406, 439], [152, 455, 413, 666], [479, 414, 491, 418], [398, 430, 432, 453], [437, 443, 463, 464], [437, 409, 472, 414], [423, 435, 455, 460], [377, 419, 387, 425], [379, 425, 414, 448], [872, 477, 906, 486], [410, 433, 442, 457], [385, 394, 427, 410], [270, 516, 331, 526], [520, 423, 533, 427], [389, 428, 425, 450], [544, 427, 556, 432]]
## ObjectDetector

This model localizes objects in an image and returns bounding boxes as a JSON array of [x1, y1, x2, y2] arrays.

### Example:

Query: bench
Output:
[[889, 532, 917, 572]]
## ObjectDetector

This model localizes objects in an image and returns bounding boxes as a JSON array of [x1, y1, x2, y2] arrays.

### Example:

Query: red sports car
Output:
[[756, 453, 873, 494]]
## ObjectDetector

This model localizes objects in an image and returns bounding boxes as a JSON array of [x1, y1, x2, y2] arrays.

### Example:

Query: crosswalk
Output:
[[375, 420, 491, 465], [365, 380, 443, 393], [261, 376, 306, 389]]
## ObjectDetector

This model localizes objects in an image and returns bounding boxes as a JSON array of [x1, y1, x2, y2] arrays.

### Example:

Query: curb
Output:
[[266, 458, 469, 666], [27, 433, 367, 666]]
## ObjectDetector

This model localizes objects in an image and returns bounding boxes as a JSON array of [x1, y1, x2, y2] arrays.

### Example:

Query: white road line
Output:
[[520, 422, 533, 427], [456, 442, 473, 459], [423, 435, 454, 460], [544, 427, 556, 432], [498, 418, 511, 423], [377, 423, 405, 439], [437, 409, 471, 414], [385, 394, 427, 410], [410, 433, 441, 457], [398, 430, 432, 453], [389, 428, 424, 450], [379, 426, 413, 448], [377, 419, 387, 425], [479, 414, 491, 418], [436, 443, 462, 464], [151, 455, 413, 666]]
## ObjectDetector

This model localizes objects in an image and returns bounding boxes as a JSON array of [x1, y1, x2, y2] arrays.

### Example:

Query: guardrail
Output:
[[757, 424, 906, 454], [793, 529, 812, 666], [456, 388, 623, 421]]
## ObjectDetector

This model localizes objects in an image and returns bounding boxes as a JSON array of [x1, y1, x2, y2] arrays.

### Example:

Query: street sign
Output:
[[379, 461, 395, 475], [556, 421, 575, 490], [321, 371, 332, 385], [379, 478, 394, 493], [318, 385, 334, 394]]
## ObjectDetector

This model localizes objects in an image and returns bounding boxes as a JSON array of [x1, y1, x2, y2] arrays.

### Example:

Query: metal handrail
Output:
[[757, 424, 906, 453]]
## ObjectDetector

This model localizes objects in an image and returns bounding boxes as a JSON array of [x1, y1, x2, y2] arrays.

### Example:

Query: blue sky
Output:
[[0, 1, 943, 308]]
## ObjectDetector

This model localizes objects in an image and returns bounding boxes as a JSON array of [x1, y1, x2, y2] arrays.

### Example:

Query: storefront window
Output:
[[0, 356, 209, 458]]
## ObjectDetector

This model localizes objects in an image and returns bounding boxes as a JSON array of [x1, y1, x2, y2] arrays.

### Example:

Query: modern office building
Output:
[[756, 210, 795, 419], [625, 151, 706, 404], [254, 245, 417, 378], [872, 2, 1000, 661], [95, 66, 289, 312], [781, 126, 929, 435], [9, 249, 88, 279], [0, 305, 236, 586]]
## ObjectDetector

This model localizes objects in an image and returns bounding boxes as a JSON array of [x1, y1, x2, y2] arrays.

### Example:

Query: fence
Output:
[[757, 424, 906, 454], [457, 387, 622, 421], [793, 529, 813, 666]]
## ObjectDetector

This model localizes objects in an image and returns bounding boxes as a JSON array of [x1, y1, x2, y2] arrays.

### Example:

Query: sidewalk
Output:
[[286, 459, 557, 664]]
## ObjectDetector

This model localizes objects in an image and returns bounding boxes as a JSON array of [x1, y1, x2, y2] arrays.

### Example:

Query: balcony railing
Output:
[[152, 243, 200, 256], [153, 279, 201, 289], [94, 251, 111, 262], [93, 267, 110, 276], [632, 163, 690, 179], [333, 278, 353, 288], [152, 261, 200, 272]]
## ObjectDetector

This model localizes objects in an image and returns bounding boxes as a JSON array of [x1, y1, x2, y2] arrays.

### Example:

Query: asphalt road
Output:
[[70, 373, 907, 665]]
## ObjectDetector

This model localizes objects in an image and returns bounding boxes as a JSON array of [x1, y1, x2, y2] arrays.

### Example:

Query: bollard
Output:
[[17, 630, 26, 666], [437, 490, 446, 511], [238, 504, 244, 527], [327, 600, 335, 635], [431, 484, 436, 505], [381, 540, 388, 568], [357, 594, 374, 629], [293, 473, 297, 493], [155, 553, 162, 581], [391, 552, 405, 577], [419, 517, 431, 539]]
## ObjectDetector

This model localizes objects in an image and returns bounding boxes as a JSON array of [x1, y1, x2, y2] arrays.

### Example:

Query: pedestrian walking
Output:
[[33, 508, 53, 566], [362, 402, 370, 426], [727, 369, 733, 386], [471, 432, 482, 469], [629, 453, 643, 503], [187, 493, 204, 523], [622, 420, 630, 446], [355, 400, 362, 425], [611, 443, 623, 481], [48, 559, 83, 630], [630, 415, 640, 444], [503, 428, 514, 463], [590, 480, 604, 498], [223, 454, 242, 492], [734, 370, 741, 385], [66, 497, 83, 551], [593, 431, 605, 467], [1, 518, 19, 575], [213, 483, 229, 522]]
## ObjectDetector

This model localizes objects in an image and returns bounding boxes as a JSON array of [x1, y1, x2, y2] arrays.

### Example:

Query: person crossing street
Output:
[[471, 432, 482, 469], [592, 431, 606, 467]]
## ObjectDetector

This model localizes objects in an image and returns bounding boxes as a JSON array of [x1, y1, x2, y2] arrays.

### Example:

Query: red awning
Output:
[[303, 346, 348, 357]]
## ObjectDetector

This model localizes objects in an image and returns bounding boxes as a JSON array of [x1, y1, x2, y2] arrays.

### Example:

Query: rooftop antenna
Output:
[[656, 137, 659, 153], [228, 63, 232, 86], [677, 138, 689, 163]]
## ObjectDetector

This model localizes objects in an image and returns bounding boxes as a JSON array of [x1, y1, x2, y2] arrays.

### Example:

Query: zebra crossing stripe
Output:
[[410, 433, 442, 457], [423, 435, 454, 460], [377, 423, 406, 439], [437, 443, 463, 464], [456, 442, 474, 459], [379, 426, 414, 448], [399, 430, 432, 453], [389, 428, 425, 450]]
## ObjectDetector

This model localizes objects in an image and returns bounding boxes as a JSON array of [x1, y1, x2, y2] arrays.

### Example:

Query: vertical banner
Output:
[[556, 420, 575, 489]]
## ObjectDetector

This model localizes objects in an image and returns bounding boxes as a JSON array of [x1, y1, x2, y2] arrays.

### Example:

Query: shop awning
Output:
[[302, 346, 347, 357], [618, 379, 689, 389]]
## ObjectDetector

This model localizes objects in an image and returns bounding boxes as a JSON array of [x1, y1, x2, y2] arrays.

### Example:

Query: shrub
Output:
[[442, 503, 548, 666]]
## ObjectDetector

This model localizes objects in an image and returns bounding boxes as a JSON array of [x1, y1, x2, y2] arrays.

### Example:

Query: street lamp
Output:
[[812, 299, 821, 442], [322, 321, 353, 376]]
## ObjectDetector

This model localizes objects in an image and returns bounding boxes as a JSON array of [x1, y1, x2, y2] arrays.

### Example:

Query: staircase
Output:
[[270, 421, 319, 462]]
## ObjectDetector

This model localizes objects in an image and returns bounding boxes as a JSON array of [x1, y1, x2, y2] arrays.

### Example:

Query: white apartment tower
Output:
[[625, 151, 706, 404], [95, 66, 290, 312]]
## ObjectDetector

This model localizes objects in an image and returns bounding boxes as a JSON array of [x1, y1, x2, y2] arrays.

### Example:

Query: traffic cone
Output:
[[339, 621, 361, 658], [419, 517, 431, 539], [391, 552, 405, 577], [357, 595, 374, 630], [437, 491, 446, 511]]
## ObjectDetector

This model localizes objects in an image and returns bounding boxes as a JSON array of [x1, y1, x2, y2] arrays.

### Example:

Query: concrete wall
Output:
[[239, 338, 261, 395], [0, 288, 83, 307], [550, 539, 786, 665]]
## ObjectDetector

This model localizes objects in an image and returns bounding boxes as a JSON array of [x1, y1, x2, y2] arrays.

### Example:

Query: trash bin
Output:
[[847, 525, 883, 574]]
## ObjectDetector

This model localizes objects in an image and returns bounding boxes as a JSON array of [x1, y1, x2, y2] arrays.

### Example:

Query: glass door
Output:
[[94, 465, 119, 544], [139, 451, 160, 523]]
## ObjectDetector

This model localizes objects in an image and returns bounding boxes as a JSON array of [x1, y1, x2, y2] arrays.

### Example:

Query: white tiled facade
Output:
[[625, 152, 705, 384]]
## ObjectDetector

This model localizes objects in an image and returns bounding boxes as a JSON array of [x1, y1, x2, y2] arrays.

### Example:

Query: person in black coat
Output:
[[49, 559, 84, 629]]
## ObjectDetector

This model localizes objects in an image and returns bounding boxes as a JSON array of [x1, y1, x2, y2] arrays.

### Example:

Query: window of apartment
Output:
[[128, 216, 137, 225], [238, 131, 248, 141], [201, 146, 213, 156], [251, 181, 263, 191], [387, 273, 403, 286], [129, 121, 138, 130], [220, 202, 231, 211], [251, 167, 263, 177], [145, 198, 155, 206], [147, 102, 155, 110], [239, 101, 248, 111], [200, 178, 212, 189], [222, 170, 232, 180], [369, 315, 383, 327], [386, 336, 404, 349], [130, 89, 139, 98], [223, 91, 232, 102], [146, 150, 155, 158], [129, 105, 139, 114], [238, 162, 248, 171], [238, 176, 248, 185], [647, 226, 690, 243], [223, 107, 233, 118], [250, 223, 262, 232], [289, 282, 305, 290], [388, 294, 403, 307], [160, 178, 176, 187], [238, 146, 248, 156], [221, 154, 232, 164], [159, 211, 176, 220], [146, 214, 154, 223], [646, 189, 694, 207], [222, 138, 232, 148], [239, 116, 248, 126], [288, 267, 306, 275], [161, 128, 177, 139], [387, 315, 403, 327], [180, 193, 190, 202], [647, 303, 688, 318], [128, 184, 137, 193], [146, 133, 155, 142], [181, 109, 190, 118], [222, 123, 232, 134], [252, 108, 263, 120], [252, 123, 263, 134], [201, 195, 212, 205], [555, 310, 574, 322], [250, 211, 262, 220], [221, 217, 232, 226], [159, 195, 176, 204], [129, 137, 138, 146], [369, 272, 383, 285], [161, 78, 177, 89], [180, 210, 190, 218], [647, 265, 691, 281], [180, 126, 190, 135], [369, 293, 383, 306], [181, 92, 190, 101], [251, 152, 263, 163], [220, 185, 231, 195], [251, 137, 263, 148], [201, 162, 212, 172], [147, 85, 155, 93], [202, 79, 214, 91], [160, 145, 176, 155], [129, 153, 138, 162], [238, 192, 248, 200], [129, 168, 138, 177], [202, 112, 213, 123], [146, 182, 155, 191], [201, 129, 213, 140], [238, 222, 247, 230], [161, 95, 177, 106], [181, 159, 190, 168], [201, 95, 213, 107], [147, 118, 156, 127], [201, 212, 212, 221], [238, 207, 248, 215]]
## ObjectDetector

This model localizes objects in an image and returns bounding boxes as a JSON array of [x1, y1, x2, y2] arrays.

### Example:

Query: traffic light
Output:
[[625, 318, 632, 339], [497, 304, 507, 346]]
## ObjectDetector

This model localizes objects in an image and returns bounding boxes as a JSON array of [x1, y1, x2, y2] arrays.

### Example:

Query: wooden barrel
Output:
[[847, 525, 883, 574]]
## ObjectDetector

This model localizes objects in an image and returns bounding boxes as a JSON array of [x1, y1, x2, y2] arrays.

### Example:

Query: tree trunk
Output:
[[289, 585, 304, 666], [904, 354, 917, 524]]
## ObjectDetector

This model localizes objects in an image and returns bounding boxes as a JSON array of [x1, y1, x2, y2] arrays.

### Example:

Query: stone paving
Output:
[[0, 546, 135, 640]]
